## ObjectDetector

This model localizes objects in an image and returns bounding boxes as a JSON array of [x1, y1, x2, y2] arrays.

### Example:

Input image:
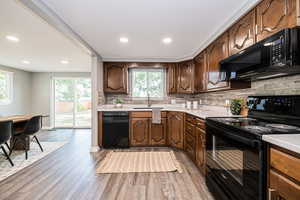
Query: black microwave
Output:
[[220, 27, 300, 81]]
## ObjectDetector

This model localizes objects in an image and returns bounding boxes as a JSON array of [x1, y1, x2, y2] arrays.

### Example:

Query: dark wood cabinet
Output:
[[130, 118, 149, 146], [177, 60, 194, 94], [168, 112, 184, 149], [104, 62, 128, 93], [229, 9, 256, 55], [206, 33, 230, 91], [130, 112, 167, 146], [256, 0, 297, 42], [167, 63, 177, 94], [150, 118, 167, 146], [194, 51, 207, 93], [195, 126, 206, 175]]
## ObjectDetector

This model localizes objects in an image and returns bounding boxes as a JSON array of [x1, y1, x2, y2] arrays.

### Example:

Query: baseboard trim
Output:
[[42, 126, 54, 130], [90, 146, 100, 152]]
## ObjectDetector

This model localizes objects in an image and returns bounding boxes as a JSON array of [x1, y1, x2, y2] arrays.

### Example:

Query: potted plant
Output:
[[115, 98, 124, 108], [230, 98, 244, 115]]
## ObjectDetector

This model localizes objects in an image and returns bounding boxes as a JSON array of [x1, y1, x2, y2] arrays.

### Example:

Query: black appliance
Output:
[[205, 95, 300, 200], [103, 112, 129, 148], [220, 27, 300, 81]]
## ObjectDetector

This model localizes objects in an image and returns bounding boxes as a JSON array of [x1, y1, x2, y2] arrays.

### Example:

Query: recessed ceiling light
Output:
[[22, 60, 30, 64], [162, 37, 172, 44], [6, 35, 19, 42], [61, 60, 69, 64], [120, 37, 129, 43]]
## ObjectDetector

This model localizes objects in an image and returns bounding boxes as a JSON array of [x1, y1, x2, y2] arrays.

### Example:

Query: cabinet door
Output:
[[256, 0, 296, 42], [168, 112, 184, 149], [177, 60, 194, 93], [229, 10, 256, 55], [150, 118, 167, 146], [130, 118, 149, 146], [206, 33, 229, 90], [195, 127, 206, 175], [194, 51, 207, 93], [167, 63, 177, 94], [104, 63, 128, 93]]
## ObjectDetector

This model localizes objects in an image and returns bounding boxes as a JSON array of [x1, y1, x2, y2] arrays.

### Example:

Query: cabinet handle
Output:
[[268, 188, 277, 200]]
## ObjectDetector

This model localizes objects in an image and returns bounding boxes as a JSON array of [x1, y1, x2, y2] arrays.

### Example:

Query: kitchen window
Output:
[[0, 70, 13, 105], [131, 68, 165, 98]]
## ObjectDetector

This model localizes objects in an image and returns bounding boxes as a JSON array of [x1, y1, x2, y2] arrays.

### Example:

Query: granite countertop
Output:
[[262, 134, 300, 154], [97, 104, 236, 119]]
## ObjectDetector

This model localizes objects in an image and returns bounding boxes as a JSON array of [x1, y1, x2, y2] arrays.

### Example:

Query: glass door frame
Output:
[[52, 77, 91, 129]]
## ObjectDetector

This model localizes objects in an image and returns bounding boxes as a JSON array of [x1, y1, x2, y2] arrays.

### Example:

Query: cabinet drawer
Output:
[[269, 169, 300, 200], [186, 114, 194, 123], [185, 132, 196, 148], [185, 122, 195, 137], [270, 148, 300, 183], [131, 112, 167, 118], [195, 118, 205, 129]]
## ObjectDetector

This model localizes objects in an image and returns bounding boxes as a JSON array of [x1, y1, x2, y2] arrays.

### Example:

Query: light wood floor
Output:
[[0, 129, 214, 200]]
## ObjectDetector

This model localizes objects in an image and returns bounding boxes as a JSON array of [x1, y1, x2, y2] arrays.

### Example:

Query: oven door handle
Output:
[[208, 124, 262, 148]]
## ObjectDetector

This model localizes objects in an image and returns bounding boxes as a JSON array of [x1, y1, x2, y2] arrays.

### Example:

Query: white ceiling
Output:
[[41, 0, 260, 62], [0, 0, 91, 72]]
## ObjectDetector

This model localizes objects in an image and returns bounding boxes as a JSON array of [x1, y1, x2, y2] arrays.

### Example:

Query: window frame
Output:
[[130, 68, 166, 100], [0, 70, 13, 105]]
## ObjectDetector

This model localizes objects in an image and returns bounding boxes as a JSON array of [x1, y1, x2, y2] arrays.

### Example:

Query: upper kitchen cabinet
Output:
[[177, 60, 194, 93], [167, 63, 177, 94], [229, 9, 256, 55], [256, 0, 297, 42], [194, 51, 207, 93], [206, 32, 230, 91], [104, 62, 128, 93]]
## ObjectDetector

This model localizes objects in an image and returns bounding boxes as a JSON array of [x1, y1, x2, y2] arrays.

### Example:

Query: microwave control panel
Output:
[[271, 36, 285, 66]]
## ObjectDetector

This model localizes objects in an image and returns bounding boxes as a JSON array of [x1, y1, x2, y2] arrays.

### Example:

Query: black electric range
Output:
[[205, 95, 300, 200]]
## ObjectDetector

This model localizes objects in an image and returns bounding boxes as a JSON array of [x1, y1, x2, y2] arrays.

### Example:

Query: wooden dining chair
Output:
[[0, 120, 14, 166]]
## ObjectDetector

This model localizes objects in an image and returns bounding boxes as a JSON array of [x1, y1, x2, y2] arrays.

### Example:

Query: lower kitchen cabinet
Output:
[[195, 126, 206, 175], [130, 118, 149, 146], [168, 112, 184, 149], [150, 118, 167, 146], [268, 146, 300, 200], [130, 112, 167, 146], [185, 114, 206, 175]]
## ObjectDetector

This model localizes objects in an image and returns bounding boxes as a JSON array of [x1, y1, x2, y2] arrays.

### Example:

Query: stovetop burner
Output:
[[265, 124, 300, 130], [211, 117, 300, 136], [243, 125, 273, 133]]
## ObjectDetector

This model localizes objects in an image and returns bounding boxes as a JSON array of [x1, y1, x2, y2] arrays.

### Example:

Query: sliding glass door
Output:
[[54, 78, 91, 128]]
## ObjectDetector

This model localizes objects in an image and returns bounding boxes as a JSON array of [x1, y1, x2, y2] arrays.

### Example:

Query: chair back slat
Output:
[[0, 120, 13, 144]]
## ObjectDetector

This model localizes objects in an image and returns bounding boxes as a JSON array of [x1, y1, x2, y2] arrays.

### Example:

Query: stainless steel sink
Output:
[[133, 107, 164, 109]]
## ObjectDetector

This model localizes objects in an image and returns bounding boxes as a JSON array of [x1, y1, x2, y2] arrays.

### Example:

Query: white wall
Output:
[[31, 72, 91, 127], [0, 65, 32, 116]]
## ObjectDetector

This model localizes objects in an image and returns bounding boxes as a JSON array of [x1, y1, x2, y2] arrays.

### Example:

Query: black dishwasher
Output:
[[103, 112, 129, 148]]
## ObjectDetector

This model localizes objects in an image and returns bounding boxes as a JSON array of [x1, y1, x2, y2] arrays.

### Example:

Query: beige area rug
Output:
[[0, 141, 67, 182], [96, 151, 182, 174]]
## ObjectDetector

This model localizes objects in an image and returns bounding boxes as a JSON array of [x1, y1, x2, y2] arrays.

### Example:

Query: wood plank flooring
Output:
[[0, 129, 214, 200]]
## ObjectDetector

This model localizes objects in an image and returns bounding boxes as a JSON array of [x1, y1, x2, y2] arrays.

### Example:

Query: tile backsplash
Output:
[[102, 74, 300, 106]]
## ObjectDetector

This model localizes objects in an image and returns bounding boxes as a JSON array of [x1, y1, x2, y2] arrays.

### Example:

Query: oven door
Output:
[[205, 124, 266, 200]]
